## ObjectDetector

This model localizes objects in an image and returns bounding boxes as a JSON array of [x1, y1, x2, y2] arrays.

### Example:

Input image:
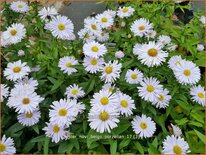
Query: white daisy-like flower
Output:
[[73, 101, 85, 114], [65, 84, 85, 99], [133, 43, 143, 56], [15, 76, 38, 90], [43, 122, 70, 143], [138, 77, 163, 102], [88, 107, 120, 133], [0, 135, 16, 154], [125, 69, 144, 84], [152, 88, 171, 109], [131, 18, 153, 37], [30, 65, 41, 72], [167, 43, 178, 51], [117, 92, 135, 116], [45, 15, 74, 40], [158, 35, 171, 46], [173, 60, 201, 85], [168, 55, 183, 70], [4, 23, 26, 44], [10, 1, 28, 13], [96, 32, 109, 42], [83, 41, 107, 58], [78, 28, 95, 43], [17, 50, 25, 56], [132, 114, 156, 138], [197, 44, 204, 51], [49, 99, 80, 126], [121, 21, 126, 27], [200, 15, 205, 25], [83, 56, 104, 74], [7, 86, 44, 113], [1, 32, 12, 47], [190, 85, 205, 106], [117, 6, 135, 18], [100, 60, 122, 83], [115, 51, 125, 59], [136, 41, 168, 67], [84, 17, 102, 35], [146, 30, 156, 39], [91, 90, 119, 111], [162, 135, 190, 154], [103, 9, 116, 18], [102, 83, 116, 93], [1, 84, 9, 102], [17, 109, 41, 126], [4, 60, 31, 81], [58, 56, 78, 76], [96, 12, 114, 28], [38, 6, 58, 21], [171, 124, 182, 137]]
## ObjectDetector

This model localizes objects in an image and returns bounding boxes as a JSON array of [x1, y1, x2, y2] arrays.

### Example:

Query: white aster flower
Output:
[[4, 23, 26, 44], [45, 15, 74, 40], [121, 21, 126, 27], [102, 83, 116, 93], [78, 28, 95, 43], [83, 56, 104, 74], [200, 15, 205, 25], [162, 135, 190, 154], [17, 109, 41, 126], [38, 6, 58, 21], [197, 44, 204, 51], [117, 6, 135, 18], [65, 84, 85, 99], [168, 55, 183, 70], [17, 50, 25, 56], [1, 32, 12, 47], [73, 102, 85, 114], [0, 135, 16, 154], [136, 41, 168, 67], [84, 17, 102, 35], [115, 51, 125, 59], [133, 43, 143, 56], [43, 122, 70, 143], [138, 77, 163, 102], [171, 124, 182, 137], [96, 13, 114, 28], [4, 60, 31, 81], [132, 114, 156, 138], [131, 18, 153, 37], [91, 90, 119, 111], [15, 76, 38, 90], [190, 85, 205, 106], [58, 56, 78, 76], [100, 60, 122, 83], [173, 60, 201, 85], [83, 41, 107, 58], [158, 35, 171, 46], [152, 88, 171, 109], [103, 9, 116, 18], [1, 84, 9, 102], [125, 69, 144, 84], [10, 1, 28, 13], [88, 107, 120, 133], [30, 65, 41, 72], [49, 99, 80, 126], [117, 92, 135, 116], [168, 43, 178, 51], [146, 30, 156, 39], [96, 32, 109, 42]]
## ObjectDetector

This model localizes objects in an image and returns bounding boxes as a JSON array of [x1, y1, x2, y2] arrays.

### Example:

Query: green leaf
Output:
[[111, 120, 131, 135], [119, 139, 131, 150], [134, 141, 144, 154], [51, 80, 64, 91], [110, 140, 117, 154], [58, 142, 74, 153], [30, 135, 46, 143], [194, 129, 205, 144], [43, 137, 49, 154]]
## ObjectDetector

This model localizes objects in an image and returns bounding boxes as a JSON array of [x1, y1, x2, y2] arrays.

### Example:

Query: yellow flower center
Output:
[[138, 26, 145, 31], [90, 59, 97, 65], [101, 17, 108, 23], [147, 85, 155, 92], [100, 97, 109, 105], [140, 122, 147, 129], [122, 7, 128, 13], [58, 108, 67, 116], [198, 92, 204, 98], [71, 89, 79, 95], [108, 88, 113, 92], [131, 74, 137, 79], [85, 33, 90, 38], [120, 100, 128, 108], [101, 33, 105, 36], [159, 94, 165, 101], [99, 111, 109, 121], [22, 98, 30, 105], [162, 40, 166, 44], [18, 4, 23, 8], [91, 46, 99, 52], [66, 62, 72, 67], [58, 24, 65, 31], [10, 29, 17, 36], [0, 143, 6, 152], [53, 125, 60, 133], [183, 69, 191, 76], [105, 66, 113, 74], [173, 145, 182, 154], [148, 48, 158, 57], [175, 61, 181, 65], [175, 105, 182, 113], [91, 25, 97, 30], [25, 113, 33, 118], [13, 66, 21, 73]]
